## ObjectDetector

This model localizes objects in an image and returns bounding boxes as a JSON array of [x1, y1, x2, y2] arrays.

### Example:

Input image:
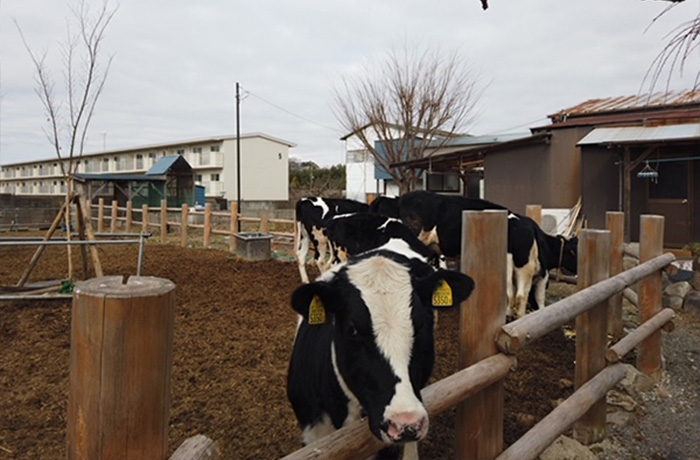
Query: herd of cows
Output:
[[286, 190, 579, 459]]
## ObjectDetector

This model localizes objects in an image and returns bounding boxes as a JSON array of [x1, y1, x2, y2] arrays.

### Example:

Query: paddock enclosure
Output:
[[0, 240, 580, 459]]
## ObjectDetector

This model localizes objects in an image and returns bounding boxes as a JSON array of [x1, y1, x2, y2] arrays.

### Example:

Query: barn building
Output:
[[393, 90, 700, 248]]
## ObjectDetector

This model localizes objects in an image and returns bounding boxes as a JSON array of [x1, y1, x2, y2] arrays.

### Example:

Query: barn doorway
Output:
[[646, 160, 692, 248]]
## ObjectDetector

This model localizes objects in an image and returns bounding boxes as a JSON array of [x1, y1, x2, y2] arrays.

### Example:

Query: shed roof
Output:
[[146, 156, 181, 175], [577, 123, 700, 146], [75, 173, 165, 182]]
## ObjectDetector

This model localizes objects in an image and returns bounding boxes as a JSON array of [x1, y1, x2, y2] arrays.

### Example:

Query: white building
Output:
[[0, 133, 295, 205], [342, 128, 529, 202]]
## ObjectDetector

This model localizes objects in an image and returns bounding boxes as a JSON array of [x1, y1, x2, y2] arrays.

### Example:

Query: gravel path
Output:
[[599, 309, 700, 460]]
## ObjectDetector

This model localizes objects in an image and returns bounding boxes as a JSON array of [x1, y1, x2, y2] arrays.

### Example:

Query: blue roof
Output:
[[146, 156, 181, 175]]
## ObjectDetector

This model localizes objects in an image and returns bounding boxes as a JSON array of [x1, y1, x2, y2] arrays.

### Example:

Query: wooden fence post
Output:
[[160, 200, 167, 243], [525, 204, 542, 226], [142, 204, 149, 234], [260, 210, 269, 234], [126, 201, 133, 233], [456, 210, 508, 460], [203, 203, 212, 249], [606, 212, 625, 341], [181, 204, 189, 248], [110, 200, 118, 233], [67, 276, 175, 460], [229, 204, 238, 253], [638, 214, 664, 382], [574, 229, 611, 445], [97, 198, 105, 233]]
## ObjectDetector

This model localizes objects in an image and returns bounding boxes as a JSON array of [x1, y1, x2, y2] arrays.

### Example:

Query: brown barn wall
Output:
[[484, 126, 592, 213], [580, 146, 620, 230], [483, 143, 550, 213]]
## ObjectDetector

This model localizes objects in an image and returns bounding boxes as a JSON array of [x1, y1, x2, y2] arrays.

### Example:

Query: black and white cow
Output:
[[398, 191, 507, 257], [325, 212, 447, 270], [506, 213, 578, 319], [369, 195, 401, 218], [397, 191, 578, 319], [295, 197, 369, 283], [287, 246, 475, 459]]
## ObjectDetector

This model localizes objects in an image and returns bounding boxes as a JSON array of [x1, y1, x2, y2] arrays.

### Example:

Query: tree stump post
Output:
[[574, 229, 611, 445], [110, 200, 118, 233], [67, 276, 176, 460], [525, 204, 542, 226], [638, 214, 664, 382], [97, 198, 105, 233], [606, 211, 625, 341], [181, 204, 189, 248], [456, 210, 508, 460]]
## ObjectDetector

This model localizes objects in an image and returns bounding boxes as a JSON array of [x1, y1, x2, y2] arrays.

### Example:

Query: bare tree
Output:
[[334, 46, 479, 194], [644, 1, 700, 91], [14, 0, 116, 283]]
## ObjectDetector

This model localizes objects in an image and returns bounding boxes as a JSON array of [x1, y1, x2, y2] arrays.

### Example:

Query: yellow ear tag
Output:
[[308, 295, 326, 325], [432, 280, 453, 307]]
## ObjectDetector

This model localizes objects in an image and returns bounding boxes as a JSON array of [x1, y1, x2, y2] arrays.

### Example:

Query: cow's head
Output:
[[559, 236, 579, 275], [291, 251, 474, 444]]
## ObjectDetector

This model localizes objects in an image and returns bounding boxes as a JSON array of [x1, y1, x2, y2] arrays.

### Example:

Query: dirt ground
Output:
[[0, 237, 696, 459]]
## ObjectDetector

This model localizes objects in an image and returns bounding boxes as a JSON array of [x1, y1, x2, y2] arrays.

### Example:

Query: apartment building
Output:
[[0, 133, 295, 204]]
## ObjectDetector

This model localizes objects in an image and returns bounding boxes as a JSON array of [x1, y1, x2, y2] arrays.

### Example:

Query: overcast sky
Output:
[[1, 0, 699, 167]]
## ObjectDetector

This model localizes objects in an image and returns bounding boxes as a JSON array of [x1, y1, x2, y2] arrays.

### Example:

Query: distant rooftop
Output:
[[549, 90, 700, 123]]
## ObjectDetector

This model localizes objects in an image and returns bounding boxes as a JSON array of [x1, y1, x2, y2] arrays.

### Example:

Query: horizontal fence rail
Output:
[[497, 252, 675, 354], [280, 354, 517, 460], [90, 199, 296, 252]]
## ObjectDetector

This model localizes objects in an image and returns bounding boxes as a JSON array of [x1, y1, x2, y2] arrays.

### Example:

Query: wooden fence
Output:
[[91, 198, 296, 251], [280, 211, 675, 460]]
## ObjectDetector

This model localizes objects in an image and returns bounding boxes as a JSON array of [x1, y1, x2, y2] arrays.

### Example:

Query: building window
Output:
[[426, 173, 460, 193], [176, 149, 184, 155], [102, 158, 110, 171], [211, 173, 220, 182], [195, 174, 203, 182], [192, 147, 202, 154], [136, 154, 144, 169], [210, 145, 220, 152]]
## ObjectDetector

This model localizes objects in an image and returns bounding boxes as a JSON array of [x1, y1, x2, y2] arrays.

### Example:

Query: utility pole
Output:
[[236, 82, 242, 232]]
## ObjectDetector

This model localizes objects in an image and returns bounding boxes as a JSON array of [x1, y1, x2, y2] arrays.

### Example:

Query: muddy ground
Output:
[[1, 236, 672, 459]]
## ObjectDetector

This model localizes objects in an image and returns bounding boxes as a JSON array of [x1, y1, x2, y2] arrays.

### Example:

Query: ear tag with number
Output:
[[432, 280, 453, 307], [308, 295, 327, 325]]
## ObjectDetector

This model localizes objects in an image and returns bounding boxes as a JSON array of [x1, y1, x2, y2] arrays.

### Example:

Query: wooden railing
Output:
[[91, 198, 295, 251]]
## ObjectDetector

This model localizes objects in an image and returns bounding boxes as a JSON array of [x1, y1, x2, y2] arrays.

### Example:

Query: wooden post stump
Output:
[[606, 211, 625, 341], [456, 210, 508, 460], [98, 198, 105, 233], [638, 214, 664, 382], [574, 229, 611, 445], [229, 204, 238, 253], [181, 204, 189, 248], [110, 200, 118, 233], [203, 203, 212, 249], [160, 200, 168, 243], [67, 276, 176, 460], [525, 204, 542, 226]]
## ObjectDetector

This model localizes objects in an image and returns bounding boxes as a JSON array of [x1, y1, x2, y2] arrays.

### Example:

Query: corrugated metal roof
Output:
[[551, 90, 700, 121], [146, 156, 180, 175], [577, 123, 700, 145]]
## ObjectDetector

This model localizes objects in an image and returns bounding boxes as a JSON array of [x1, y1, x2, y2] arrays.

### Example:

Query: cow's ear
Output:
[[291, 281, 338, 326], [415, 270, 475, 309]]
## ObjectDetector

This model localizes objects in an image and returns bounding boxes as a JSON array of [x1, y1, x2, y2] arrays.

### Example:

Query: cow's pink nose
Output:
[[384, 413, 428, 442]]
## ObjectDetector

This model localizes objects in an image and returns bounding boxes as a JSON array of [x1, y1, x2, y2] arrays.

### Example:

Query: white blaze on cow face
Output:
[[345, 255, 429, 443]]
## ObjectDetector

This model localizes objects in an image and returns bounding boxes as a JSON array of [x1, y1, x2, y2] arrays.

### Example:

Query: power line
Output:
[[242, 87, 343, 134]]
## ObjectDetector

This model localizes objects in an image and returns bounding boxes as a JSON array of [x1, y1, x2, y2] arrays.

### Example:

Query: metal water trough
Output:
[[235, 233, 273, 261]]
